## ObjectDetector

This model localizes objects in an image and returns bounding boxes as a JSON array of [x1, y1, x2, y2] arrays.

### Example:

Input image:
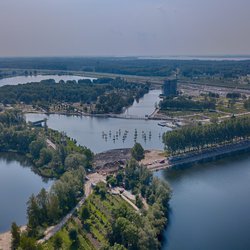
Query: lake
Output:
[[26, 90, 168, 153], [0, 74, 96, 87], [156, 154, 250, 250], [27, 88, 250, 250], [0, 153, 52, 233], [2, 76, 250, 249]]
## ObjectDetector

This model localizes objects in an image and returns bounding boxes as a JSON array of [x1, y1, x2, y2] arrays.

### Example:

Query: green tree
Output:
[[38, 148, 53, 166], [19, 236, 41, 250], [94, 182, 107, 199], [138, 225, 159, 250], [107, 175, 117, 187], [37, 188, 48, 223], [116, 171, 124, 186], [135, 195, 143, 209], [65, 153, 86, 170], [131, 143, 145, 161], [27, 195, 40, 236], [53, 234, 63, 250], [11, 222, 20, 250], [29, 139, 45, 159], [109, 243, 127, 250], [69, 228, 78, 242], [81, 206, 90, 221], [47, 194, 61, 223]]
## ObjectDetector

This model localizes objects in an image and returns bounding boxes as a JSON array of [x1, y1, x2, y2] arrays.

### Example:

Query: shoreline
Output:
[[2, 142, 250, 249], [93, 139, 250, 173], [151, 139, 250, 171], [0, 226, 26, 250]]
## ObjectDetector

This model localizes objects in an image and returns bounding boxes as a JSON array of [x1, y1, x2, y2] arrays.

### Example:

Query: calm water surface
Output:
[[156, 154, 250, 250], [0, 153, 52, 232], [26, 90, 168, 153], [26, 89, 250, 250], [26, 113, 168, 153], [0, 74, 96, 87], [4, 83, 250, 249], [124, 89, 161, 117]]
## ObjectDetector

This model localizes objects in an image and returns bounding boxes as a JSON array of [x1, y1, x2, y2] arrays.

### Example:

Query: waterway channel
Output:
[[26, 90, 167, 153], [26, 89, 250, 249], [0, 153, 52, 233], [0, 74, 96, 87], [157, 153, 250, 250], [1, 76, 250, 249]]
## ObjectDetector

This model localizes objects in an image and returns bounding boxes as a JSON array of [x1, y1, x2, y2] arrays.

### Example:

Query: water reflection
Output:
[[0, 153, 52, 232], [156, 153, 250, 250]]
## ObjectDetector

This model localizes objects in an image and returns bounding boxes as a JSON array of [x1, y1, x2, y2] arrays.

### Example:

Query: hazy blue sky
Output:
[[0, 0, 249, 56]]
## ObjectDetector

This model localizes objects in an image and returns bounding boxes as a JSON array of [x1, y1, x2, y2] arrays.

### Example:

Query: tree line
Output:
[[160, 96, 216, 111], [11, 168, 86, 249], [0, 57, 250, 77], [80, 158, 171, 250], [26, 168, 85, 238], [104, 150, 171, 250], [0, 110, 93, 177], [163, 116, 250, 154], [0, 78, 149, 114]]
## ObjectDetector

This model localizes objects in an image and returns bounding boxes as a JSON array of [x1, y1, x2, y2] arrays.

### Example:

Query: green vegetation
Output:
[[1, 109, 93, 249], [0, 110, 92, 248], [0, 78, 149, 114], [40, 157, 171, 250], [163, 116, 250, 154], [26, 168, 85, 237], [226, 92, 241, 99], [160, 96, 216, 111], [11, 222, 21, 250], [131, 143, 145, 161], [44, 165, 171, 250], [0, 57, 250, 78], [244, 98, 250, 110], [1, 108, 171, 250], [0, 110, 93, 177]]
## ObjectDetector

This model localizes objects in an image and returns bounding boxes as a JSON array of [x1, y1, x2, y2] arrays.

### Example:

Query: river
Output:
[[0, 74, 96, 87], [0, 153, 52, 233], [157, 154, 250, 250]]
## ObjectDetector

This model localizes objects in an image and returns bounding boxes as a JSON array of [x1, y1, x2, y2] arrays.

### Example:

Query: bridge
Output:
[[107, 114, 149, 120]]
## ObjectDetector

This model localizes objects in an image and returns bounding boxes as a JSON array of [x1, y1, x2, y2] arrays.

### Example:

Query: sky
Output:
[[0, 0, 250, 57]]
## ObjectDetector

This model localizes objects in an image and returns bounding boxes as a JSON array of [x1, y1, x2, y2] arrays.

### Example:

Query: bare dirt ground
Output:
[[0, 231, 11, 250], [140, 150, 167, 170], [93, 148, 131, 175], [0, 226, 26, 250]]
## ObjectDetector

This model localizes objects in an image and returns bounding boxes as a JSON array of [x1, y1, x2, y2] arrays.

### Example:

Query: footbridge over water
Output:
[[107, 114, 149, 120]]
